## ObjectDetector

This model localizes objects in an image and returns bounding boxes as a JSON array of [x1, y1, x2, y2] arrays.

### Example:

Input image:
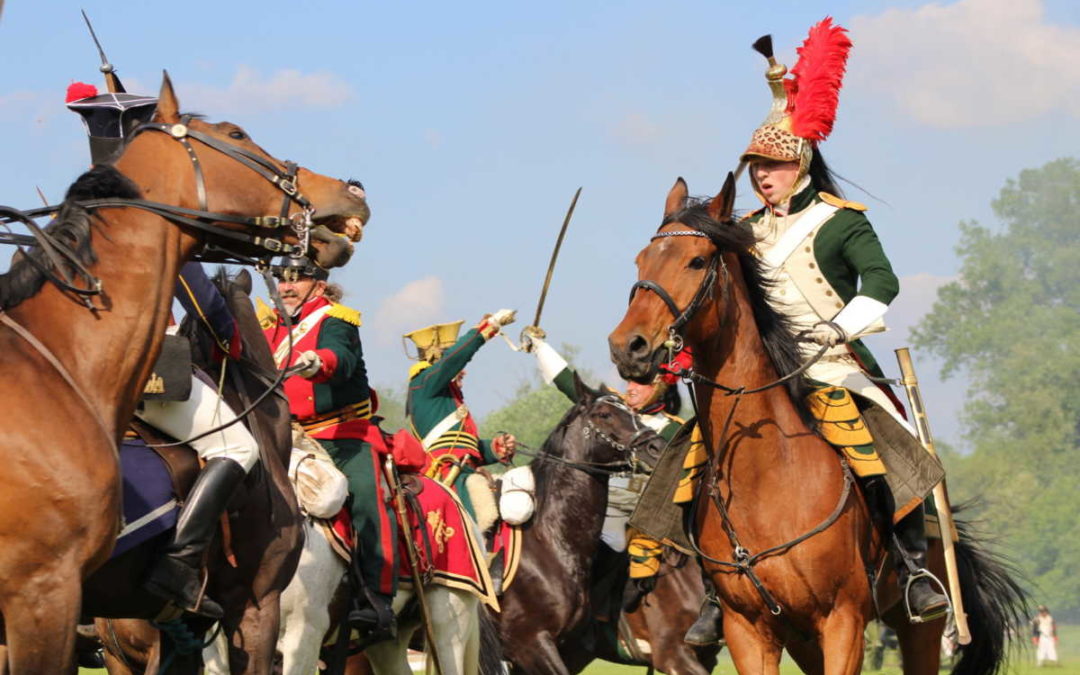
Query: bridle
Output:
[[628, 230, 726, 357], [0, 113, 321, 309], [525, 394, 657, 477]]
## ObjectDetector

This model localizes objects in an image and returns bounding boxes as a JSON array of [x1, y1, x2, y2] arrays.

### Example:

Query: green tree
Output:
[[372, 383, 408, 434], [912, 157, 1080, 618]]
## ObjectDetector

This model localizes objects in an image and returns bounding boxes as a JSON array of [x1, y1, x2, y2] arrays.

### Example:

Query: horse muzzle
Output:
[[608, 331, 664, 384]]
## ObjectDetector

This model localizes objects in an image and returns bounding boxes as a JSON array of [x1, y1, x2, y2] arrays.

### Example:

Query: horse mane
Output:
[[661, 199, 814, 420], [0, 165, 140, 309]]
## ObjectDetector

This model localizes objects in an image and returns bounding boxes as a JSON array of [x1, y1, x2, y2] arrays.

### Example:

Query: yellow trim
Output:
[[255, 297, 277, 330], [326, 302, 362, 326], [409, 361, 434, 379], [819, 191, 867, 212], [403, 320, 465, 352], [177, 275, 230, 353]]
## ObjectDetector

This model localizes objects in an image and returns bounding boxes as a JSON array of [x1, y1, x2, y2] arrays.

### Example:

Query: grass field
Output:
[[77, 624, 1080, 674]]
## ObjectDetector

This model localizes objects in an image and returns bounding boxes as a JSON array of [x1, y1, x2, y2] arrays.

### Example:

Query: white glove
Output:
[[295, 350, 323, 378], [490, 309, 517, 327], [519, 325, 546, 353], [804, 322, 847, 347]]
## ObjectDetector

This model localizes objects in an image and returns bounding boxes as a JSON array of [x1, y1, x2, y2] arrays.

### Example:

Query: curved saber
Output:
[[532, 187, 581, 328]]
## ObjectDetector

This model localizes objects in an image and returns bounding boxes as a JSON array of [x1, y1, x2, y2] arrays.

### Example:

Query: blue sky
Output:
[[2, 0, 1078, 446]]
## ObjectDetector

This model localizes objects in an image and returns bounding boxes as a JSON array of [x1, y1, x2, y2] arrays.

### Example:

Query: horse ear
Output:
[[235, 268, 253, 294], [154, 70, 181, 124], [664, 177, 689, 218], [572, 371, 595, 403], [707, 172, 736, 221]]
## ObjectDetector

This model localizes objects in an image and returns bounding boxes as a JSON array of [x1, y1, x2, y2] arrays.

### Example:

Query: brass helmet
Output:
[[741, 18, 852, 198], [402, 320, 464, 363]]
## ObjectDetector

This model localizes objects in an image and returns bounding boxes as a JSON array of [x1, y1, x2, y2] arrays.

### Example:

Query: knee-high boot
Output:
[[893, 505, 950, 623], [684, 566, 724, 646], [143, 457, 246, 619]]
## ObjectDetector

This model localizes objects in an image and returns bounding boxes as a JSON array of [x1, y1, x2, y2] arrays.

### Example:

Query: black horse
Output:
[[494, 375, 718, 674]]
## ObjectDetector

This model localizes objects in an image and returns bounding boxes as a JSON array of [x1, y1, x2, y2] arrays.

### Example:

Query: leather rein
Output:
[[628, 227, 852, 618]]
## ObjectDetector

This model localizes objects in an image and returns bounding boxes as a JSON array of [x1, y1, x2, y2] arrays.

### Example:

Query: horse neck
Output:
[[10, 180, 197, 436], [693, 261, 813, 470], [533, 435, 609, 554]]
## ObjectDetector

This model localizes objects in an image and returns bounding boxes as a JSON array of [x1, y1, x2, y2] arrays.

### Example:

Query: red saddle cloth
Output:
[[491, 520, 524, 593], [397, 476, 499, 610]]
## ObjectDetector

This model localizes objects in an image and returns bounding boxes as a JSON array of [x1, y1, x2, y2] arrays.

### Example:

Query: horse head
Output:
[[117, 73, 369, 270], [558, 372, 664, 471], [608, 174, 743, 383]]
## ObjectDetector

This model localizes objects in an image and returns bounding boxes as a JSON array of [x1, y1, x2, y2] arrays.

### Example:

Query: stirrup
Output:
[[903, 567, 951, 624]]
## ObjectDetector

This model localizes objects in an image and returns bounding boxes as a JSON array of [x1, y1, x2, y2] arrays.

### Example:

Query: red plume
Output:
[[786, 18, 852, 143], [66, 81, 99, 103]]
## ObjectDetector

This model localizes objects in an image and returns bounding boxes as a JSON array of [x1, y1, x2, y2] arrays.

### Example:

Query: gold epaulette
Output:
[[326, 303, 362, 326], [819, 192, 867, 211], [409, 360, 433, 379], [739, 207, 765, 222], [255, 297, 277, 330]]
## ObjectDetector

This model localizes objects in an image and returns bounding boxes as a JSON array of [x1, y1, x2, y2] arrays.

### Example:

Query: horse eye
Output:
[[688, 256, 706, 270], [229, 130, 247, 140]]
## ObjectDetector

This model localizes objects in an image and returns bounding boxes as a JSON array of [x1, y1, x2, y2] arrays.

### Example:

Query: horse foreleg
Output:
[[279, 521, 346, 675], [889, 606, 945, 675], [509, 631, 571, 675], [1, 572, 81, 674], [425, 587, 478, 675], [723, 612, 783, 675], [818, 610, 865, 675], [225, 591, 282, 675]]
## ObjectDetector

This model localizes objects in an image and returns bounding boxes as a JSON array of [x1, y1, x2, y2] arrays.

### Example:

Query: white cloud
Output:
[[849, 0, 1080, 127], [373, 276, 445, 345], [178, 66, 355, 115]]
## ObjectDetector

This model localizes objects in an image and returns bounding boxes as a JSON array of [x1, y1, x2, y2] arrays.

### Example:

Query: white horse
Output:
[[206, 508, 493, 675]]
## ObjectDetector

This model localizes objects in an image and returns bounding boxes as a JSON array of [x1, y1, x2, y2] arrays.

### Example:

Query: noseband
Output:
[[628, 230, 727, 352]]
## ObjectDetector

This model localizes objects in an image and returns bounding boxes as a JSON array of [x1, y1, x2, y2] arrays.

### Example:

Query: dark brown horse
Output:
[[0, 73, 366, 673], [608, 176, 1026, 674], [495, 375, 717, 674]]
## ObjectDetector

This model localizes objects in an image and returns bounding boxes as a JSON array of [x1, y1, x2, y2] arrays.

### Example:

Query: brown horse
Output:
[[609, 176, 1026, 674], [0, 73, 367, 673]]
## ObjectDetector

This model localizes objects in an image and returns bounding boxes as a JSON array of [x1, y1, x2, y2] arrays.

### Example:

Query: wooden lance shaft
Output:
[[384, 456, 445, 674], [894, 348, 971, 645]]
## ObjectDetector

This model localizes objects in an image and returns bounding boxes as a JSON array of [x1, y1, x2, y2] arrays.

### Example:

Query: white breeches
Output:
[[1037, 636, 1058, 663], [600, 477, 641, 552], [136, 374, 259, 472]]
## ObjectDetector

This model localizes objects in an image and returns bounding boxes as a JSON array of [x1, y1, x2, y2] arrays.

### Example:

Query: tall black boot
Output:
[[144, 457, 246, 619], [893, 505, 950, 623], [684, 569, 725, 646]]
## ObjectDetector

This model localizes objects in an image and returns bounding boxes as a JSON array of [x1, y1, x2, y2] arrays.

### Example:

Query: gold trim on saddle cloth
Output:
[[807, 386, 886, 477], [298, 399, 372, 435], [628, 533, 664, 579], [674, 424, 706, 504]]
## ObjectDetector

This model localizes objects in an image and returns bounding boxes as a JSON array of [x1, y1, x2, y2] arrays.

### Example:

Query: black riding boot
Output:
[[684, 571, 725, 646], [144, 457, 246, 619], [348, 591, 396, 642], [893, 506, 950, 623]]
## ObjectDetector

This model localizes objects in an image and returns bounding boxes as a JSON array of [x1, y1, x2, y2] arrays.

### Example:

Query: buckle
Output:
[[253, 216, 284, 228], [262, 238, 284, 253], [278, 179, 297, 196]]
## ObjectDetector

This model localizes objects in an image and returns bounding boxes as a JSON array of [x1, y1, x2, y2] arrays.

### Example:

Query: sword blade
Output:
[[81, 10, 125, 93], [532, 187, 581, 328]]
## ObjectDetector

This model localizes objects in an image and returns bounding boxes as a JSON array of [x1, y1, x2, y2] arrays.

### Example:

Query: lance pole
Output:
[[383, 456, 445, 674], [894, 347, 971, 644]]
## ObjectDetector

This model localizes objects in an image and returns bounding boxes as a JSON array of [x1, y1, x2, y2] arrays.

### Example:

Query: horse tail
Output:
[[950, 508, 1030, 675], [477, 606, 504, 675]]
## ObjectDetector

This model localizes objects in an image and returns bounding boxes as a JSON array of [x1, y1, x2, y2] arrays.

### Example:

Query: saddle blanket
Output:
[[491, 520, 523, 593], [314, 476, 500, 610], [112, 438, 179, 558]]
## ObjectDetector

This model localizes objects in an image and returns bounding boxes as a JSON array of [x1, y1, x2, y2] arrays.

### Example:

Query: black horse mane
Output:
[[530, 407, 575, 515], [0, 165, 140, 309], [661, 198, 813, 419]]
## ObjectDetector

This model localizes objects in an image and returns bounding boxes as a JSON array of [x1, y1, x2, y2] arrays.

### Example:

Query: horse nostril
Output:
[[628, 334, 649, 358]]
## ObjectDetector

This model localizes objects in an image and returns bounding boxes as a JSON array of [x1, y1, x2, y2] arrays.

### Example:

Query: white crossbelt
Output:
[[761, 201, 839, 271], [420, 404, 470, 450], [273, 305, 332, 369]]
